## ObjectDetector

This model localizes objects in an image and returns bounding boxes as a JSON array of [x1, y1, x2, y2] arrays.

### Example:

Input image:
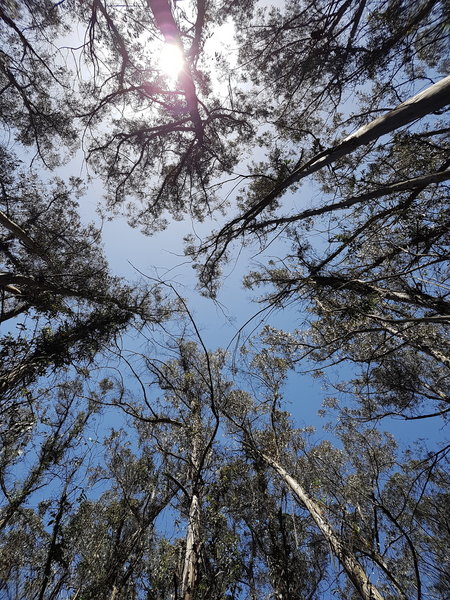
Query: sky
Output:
[[2, 5, 448, 599], [51, 52, 449, 456], [7, 0, 447, 479]]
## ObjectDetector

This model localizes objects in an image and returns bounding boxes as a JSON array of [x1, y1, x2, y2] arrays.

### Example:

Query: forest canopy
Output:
[[0, 1, 449, 599]]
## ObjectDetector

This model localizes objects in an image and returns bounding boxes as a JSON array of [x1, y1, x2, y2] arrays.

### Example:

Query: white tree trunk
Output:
[[181, 492, 201, 600], [233, 75, 450, 228], [306, 74, 450, 175], [262, 453, 386, 600], [181, 396, 203, 600]]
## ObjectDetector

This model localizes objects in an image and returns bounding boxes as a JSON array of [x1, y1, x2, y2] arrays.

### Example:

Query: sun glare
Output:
[[158, 43, 184, 80]]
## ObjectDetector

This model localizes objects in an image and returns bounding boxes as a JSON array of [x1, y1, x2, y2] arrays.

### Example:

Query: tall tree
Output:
[[1, 2, 449, 599]]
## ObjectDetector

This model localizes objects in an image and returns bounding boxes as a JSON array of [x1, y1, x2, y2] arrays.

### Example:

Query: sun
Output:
[[158, 43, 184, 80]]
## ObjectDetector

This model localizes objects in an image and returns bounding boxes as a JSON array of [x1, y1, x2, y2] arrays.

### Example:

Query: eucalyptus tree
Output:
[[195, 0, 449, 264], [0, 0, 76, 165], [244, 117, 450, 423], [225, 345, 450, 600], [0, 411, 175, 600], [222, 347, 387, 600], [50, 0, 255, 232], [138, 338, 234, 600], [0, 144, 172, 402], [187, 0, 450, 426], [0, 376, 95, 551], [4, 0, 448, 240], [209, 452, 329, 600], [62, 428, 176, 600], [1, 2, 449, 598]]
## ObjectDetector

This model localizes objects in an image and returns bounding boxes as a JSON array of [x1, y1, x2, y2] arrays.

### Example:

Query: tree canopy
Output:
[[0, 1, 449, 599]]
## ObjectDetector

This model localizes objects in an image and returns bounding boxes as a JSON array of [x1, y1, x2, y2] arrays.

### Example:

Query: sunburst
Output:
[[158, 43, 184, 80]]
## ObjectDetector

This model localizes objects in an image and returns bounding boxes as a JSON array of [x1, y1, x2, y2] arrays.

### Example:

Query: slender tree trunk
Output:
[[181, 491, 201, 600], [225, 75, 450, 231], [37, 489, 67, 600], [0, 209, 40, 253], [370, 318, 450, 369], [0, 301, 30, 323], [308, 274, 450, 315], [250, 169, 450, 231], [181, 398, 202, 600], [261, 453, 386, 600], [146, 0, 203, 141]]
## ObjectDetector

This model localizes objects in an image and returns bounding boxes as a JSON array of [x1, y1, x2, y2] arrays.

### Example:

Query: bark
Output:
[[217, 75, 450, 236], [0, 209, 41, 254], [187, 0, 207, 62], [0, 301, 30, 323], [261, 453, 386, 600], [110, 584, 119, 600], [0, 271, 144, 318], [37, 489, 67, 600], [247, 170, 450, 231], [181, 492, 201, 600], [369, 317, 450, 369], [309, 274, 450, 316], [181, 409, 202, 600], [180, 390, 203, 600]]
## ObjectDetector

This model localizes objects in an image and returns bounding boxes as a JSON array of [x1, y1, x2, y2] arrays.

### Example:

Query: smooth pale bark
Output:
[[0, 210, 41, 253], [261, 453, 386, 600], [220, 75, 450, 234], [181, 492, 201, 600], [181, 397, 202, 600], [369, 317, 450, 369]]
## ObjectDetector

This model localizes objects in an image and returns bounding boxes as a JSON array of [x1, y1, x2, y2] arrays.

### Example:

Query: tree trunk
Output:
[[181, 491, 201, 600], [261, 453, 386, 600], [181, 395, 202, 600], [146, 0, 203, 141], [226, 75, 450, 231], [309, 274, 450, 315], [0, 209, 41, 254], [249, 169, 450, 231]]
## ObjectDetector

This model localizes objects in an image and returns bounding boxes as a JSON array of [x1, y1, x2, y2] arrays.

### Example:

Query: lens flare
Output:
[[158, 44, 184, 79]]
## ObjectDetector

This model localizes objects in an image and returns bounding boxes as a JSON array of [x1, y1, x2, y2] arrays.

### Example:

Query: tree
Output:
[[58, 0, 255, 232], [0, 0, 76, 165], [1, 1, 449, 598], [184, 1, 450, 430], [223, 345, 449, 599], [0, 144, 173, 402], [243, 115, 450, 423], [0, 377, 94, 537], [140, 339, 232, 600]]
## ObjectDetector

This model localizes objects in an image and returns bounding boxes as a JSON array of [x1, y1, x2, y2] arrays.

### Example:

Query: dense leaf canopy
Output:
[[0, 1, 449, 599]]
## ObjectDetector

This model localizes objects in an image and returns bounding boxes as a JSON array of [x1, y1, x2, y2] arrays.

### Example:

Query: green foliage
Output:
[[0, 1, 449, 599]]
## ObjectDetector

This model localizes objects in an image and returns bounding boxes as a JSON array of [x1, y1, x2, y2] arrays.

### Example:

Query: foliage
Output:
[[0, 1, 449, 599]]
